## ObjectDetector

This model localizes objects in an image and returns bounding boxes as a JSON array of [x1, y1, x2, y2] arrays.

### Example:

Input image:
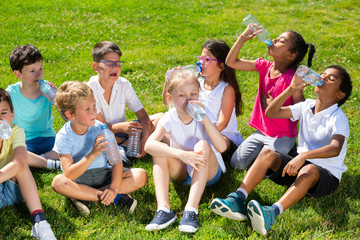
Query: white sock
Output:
[[46, 159, 61, 169], [184, 206, 198, 215], [157, 207, 171, 213]]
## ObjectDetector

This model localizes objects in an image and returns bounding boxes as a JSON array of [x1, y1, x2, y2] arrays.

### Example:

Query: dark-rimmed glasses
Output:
[[197, 56, 222, 65], [99, 60, 125, 68]]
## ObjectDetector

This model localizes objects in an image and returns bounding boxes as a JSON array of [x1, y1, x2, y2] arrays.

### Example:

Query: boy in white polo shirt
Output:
[[88, 41, 153, 164], [210, 65, 352, 235]]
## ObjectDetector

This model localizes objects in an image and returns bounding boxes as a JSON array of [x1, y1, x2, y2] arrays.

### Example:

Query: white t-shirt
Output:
[[289, 99, 349, 181], [88, 76, 144, 125], [158, 107, 226, 176], [198, 77, 243, 146], [54, 120, 111, 170]]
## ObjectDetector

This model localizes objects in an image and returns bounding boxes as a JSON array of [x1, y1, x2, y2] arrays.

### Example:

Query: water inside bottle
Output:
[[0, 121, 12, 139]]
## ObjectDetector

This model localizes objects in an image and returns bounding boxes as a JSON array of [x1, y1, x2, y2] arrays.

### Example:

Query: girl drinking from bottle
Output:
[[226, 26, 315, 170], [145, 70, 227, 233], [163, 40, 243, 157]]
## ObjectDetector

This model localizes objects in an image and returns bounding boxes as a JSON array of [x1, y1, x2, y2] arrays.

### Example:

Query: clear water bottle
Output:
[[100, 124, 122, 166], [0, 120, 12, 140], [186, 103, 206, 121], [165, 62, 203, 82], [127, 120, 141, 158], [296, 65, 323, 86], [38, 79, 57, 104], [243, 14, 273, 46]]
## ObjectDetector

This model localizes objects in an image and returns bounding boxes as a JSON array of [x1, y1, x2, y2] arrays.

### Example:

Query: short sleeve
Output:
[[53, 128, 72, 155], [157, 111, 171, 133], [11, 126, 26, 150]]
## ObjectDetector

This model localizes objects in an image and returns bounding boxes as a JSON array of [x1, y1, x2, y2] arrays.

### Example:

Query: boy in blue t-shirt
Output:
[[6, 44, 60, 170], [0, 88, 56, 239], [51, 81, 147, 215]]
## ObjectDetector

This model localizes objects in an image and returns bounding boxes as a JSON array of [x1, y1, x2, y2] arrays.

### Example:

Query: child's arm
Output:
[[99, 161, 123, 206], [282, 134, 345, 177], [0, 146, 27, 183], [225, 26, 259, 71], [266, 74, 310, 119], [162, 80, 169, 106], [135, 108, 153, 158], [61, 135, 107, 180], [217, 84, 236, 132], [144, 125, 207, 172]]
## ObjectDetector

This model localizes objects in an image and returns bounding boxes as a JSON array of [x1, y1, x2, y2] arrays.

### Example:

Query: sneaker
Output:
[[178, 211, 199, 233], [70, 198, 90, 216], [31, 220, 56, 240], [145, 210, 177, 231], [247, 200, 276, 235], [116, 194, 137, 213], [210, 192, 248, 220]]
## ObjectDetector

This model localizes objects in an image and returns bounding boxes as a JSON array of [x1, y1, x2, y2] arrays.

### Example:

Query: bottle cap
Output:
[[100, 124, 108, 129]]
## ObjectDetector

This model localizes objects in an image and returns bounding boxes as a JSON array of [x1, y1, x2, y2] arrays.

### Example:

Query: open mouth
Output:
[[109, 73, 117, 77]]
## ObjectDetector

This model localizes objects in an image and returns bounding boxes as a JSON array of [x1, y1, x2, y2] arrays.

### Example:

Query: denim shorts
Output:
[[0, 180, 23, 208], [182, 164, 222, 187], [26, 136, 55, 155]]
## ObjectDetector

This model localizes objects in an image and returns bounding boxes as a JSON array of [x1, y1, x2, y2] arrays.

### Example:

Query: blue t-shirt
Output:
[[53, 120, 111, 170], [6, 82, 56, 141]]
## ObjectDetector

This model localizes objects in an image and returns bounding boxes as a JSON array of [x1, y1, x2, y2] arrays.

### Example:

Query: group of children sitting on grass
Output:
[[0, 24, 352, 239]]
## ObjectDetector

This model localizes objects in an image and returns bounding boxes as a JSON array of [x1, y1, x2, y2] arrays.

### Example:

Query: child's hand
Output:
[[240, 24, 262, 41], [282, 153, 306, 177], [165, 66, 182, 82], [188, 100, 205, 109], [261, 91, 274, 109], [179, 150, 207, 172], [92, 134, 107, 157], [290, 73, 311, 91], [47, 81, 58, 90], [99, 188, 117, 206], [125, 121, 142, 135]]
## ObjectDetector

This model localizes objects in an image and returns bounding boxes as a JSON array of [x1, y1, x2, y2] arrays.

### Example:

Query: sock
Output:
[[271, 202, 283, 217], [235, 188, 248, 202], [113, 193, 124, 204], [184, 206, 198, 215], [157, 207, 171, 213], [46, 159, 61, 170], [31, 209, 46, 225]]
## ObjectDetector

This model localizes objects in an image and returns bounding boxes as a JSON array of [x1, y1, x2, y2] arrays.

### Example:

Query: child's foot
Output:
[[210, 192, 248, 220], [31, 220, 56, 240], [178, 211, 199, 233], [116, 194, 137, 213], [70, 198, 90, 216], [145, 210, 177, 231], [247, 200, 276, 235]]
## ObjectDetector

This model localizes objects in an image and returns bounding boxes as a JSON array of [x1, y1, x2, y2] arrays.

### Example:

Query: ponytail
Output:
[[306, 43, 315, 68]]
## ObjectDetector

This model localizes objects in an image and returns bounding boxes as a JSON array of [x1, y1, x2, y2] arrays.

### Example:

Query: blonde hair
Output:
[[56, 81, 93, 120], [166, 70, 200, 95]]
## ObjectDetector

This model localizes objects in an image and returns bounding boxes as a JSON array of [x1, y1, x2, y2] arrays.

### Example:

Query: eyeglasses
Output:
[[197, 56, 222, 65], [99, 60, 125, 68]]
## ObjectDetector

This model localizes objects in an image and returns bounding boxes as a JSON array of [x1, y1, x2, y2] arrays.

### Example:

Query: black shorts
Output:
[[267, 152, 340, 198], [75, 167, 128, 189]]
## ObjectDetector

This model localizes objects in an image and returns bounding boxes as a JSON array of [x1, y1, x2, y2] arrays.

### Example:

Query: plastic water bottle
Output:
[[127, 120, 141, 157], [0, 121, 12, 139], [165, 62, 203, 82], [186, 103, 206, 121], [38, 79, 57, 104], [101, 124, 122, 166], [243, 14, 273, 46], [296, 65, 323, 86]]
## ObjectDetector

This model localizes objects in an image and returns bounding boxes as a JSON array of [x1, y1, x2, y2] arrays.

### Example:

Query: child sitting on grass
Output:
[[6, 44, 60, 170], [88, 41, 153, 164], [0, 88, 56, 240], [210, 65, 352, 235], [51, 81, 148, 216]]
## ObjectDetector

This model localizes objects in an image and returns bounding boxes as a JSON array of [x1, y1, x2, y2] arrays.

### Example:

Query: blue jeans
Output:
[[0, 180, 23, 208], [230, 130, 296, 170], [26, 136, 55, 155]]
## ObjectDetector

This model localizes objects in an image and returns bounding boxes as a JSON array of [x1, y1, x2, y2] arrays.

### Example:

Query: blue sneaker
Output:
[[145, 210, 177, 231], [210, 192, 247, 220], [247, 200, 276, 235], [178, 211, 199, 233]]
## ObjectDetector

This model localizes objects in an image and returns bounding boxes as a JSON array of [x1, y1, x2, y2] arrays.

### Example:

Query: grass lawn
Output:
[[0, 0, 359, 239]]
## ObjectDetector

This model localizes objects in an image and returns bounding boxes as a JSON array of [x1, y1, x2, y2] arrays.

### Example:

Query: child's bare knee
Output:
[[51, 174, 70, 192], [194, 140, 210, 153]]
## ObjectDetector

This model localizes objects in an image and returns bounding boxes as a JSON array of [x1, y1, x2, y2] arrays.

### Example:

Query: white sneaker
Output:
[[31, 220, 57, 240]]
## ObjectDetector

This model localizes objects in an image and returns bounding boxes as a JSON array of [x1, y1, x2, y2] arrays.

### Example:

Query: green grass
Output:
[[1, 0, 360, 239]]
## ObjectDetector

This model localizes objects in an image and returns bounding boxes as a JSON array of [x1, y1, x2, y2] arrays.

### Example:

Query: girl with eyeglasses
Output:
[[162, 40, 244, 157]]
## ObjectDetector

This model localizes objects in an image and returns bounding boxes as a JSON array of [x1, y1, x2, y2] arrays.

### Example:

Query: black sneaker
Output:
[[145, 210, 177, 231], [70, 198, 90, 216], [116, 194, 137, 213], [178, 211, 199, 233]]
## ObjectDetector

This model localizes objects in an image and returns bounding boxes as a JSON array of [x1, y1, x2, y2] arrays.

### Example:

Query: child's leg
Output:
[[116, 168, 148, 194], [27, 151, 60, 169], [186, 140, 219, 210], [43, 150, 60, 160], [153, 156, 187, 209]]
